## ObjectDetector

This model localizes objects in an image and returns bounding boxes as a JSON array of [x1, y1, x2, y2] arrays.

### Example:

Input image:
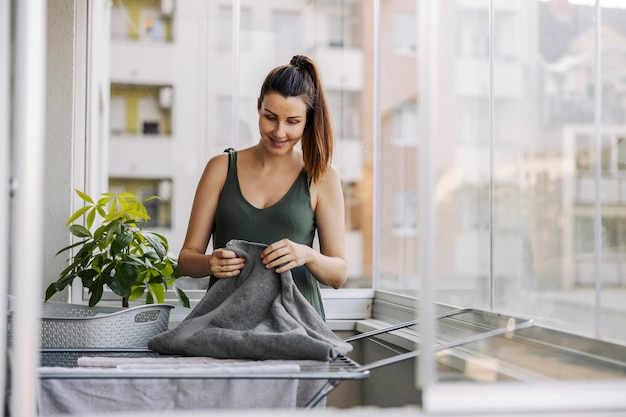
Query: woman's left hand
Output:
[[261, 238, 311, 273]]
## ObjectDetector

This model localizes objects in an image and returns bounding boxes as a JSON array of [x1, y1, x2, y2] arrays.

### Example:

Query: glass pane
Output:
[[424, 1, 626, 341], [377, 0, 420, 294], [424, 0, 626, 374], [423, 0, 493, 307], [599, 3, 626, 343], [418, 3, 626, 402], [108, 0, 229, 283], [492, 0, 626, 344]]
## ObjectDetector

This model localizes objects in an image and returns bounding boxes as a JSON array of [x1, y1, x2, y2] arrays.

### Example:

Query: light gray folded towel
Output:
[[148, 239, 352, 361]]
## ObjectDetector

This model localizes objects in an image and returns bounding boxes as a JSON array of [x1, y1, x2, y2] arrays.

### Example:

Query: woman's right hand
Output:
[[210, 249, 245, 278]]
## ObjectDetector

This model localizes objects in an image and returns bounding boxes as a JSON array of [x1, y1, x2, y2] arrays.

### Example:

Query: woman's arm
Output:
[[177, 153, 244, 278], [262, 166, 347, 289]]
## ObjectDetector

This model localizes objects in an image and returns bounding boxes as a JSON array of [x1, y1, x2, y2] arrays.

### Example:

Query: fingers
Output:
[[211, 249, 244, 278], [262, 239, 306, 272], [216, 249, 239, 260]]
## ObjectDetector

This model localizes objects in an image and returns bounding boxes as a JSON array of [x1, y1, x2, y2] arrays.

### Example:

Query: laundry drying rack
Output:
[[38, 308, 534, 410]]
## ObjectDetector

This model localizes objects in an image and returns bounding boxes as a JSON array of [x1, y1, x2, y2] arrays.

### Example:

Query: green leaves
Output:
[[69, 224, 91, 239], [46, 189, 189, 308]]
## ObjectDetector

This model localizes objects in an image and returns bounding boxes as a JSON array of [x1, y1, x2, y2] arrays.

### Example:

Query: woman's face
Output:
[[258, 92, 308, 154]]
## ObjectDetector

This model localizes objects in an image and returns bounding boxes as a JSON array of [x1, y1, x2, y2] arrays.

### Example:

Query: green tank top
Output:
[[211, 150, 326, 319]]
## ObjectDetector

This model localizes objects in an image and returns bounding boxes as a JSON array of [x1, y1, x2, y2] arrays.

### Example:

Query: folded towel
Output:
[[148, 240, 352, 361], [77, 355, 246, 368]]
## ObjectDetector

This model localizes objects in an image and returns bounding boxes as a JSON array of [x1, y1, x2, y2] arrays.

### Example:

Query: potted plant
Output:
[[45, 189, 189, 309]]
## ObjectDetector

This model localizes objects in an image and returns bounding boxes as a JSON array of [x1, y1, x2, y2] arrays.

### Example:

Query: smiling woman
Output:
[[177, 55, 347, 320]]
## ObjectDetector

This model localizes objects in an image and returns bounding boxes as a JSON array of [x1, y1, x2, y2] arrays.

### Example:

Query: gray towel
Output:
[[38, 365, 300, 414], [148, 239, 352, 361]]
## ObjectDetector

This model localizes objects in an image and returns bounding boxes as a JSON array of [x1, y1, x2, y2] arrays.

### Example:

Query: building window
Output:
[[111, 0, 174, 42], [574, 215, 626, 287], [109, 178, 173, 229], [328, 14, 344, 48], [393, 191, 418, 236], [618, 136, 626, 171], [392, 101, 418, 146], [344, 182, 361, 231], [110, 84, 172, 137], [142, 121, 159, 135], [393, 12, 417, 55], [576, 132, 623, 175], [456, 10, 488, 59], [329, 91, 362, 140]]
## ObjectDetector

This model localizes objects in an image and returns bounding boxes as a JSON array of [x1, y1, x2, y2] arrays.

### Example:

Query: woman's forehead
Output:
[[261, 93, 308, 117]]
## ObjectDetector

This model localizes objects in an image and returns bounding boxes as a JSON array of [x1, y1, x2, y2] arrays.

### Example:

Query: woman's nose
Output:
[[274, 122, 286, 137]]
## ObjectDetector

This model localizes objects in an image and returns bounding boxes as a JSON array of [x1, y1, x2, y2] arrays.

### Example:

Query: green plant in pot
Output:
[[46, 190, 190, 308]]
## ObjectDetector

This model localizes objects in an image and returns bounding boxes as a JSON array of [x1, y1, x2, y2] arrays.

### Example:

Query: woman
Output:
[[177, 55, 347, 319]]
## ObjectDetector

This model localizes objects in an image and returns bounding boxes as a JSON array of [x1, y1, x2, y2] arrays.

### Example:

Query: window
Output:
[[392, 12, 417, 55], [327, 4, 360, 50], [328, 14, 344, 47], [111, 0, 173, 42], [343, 182, 361, 232], [456, 9, 489, 59], [328, 91, 362, 140], [391, 101, 418, 146], [392, 191, 418, 236], [574, 215, 626, 286], [110, 84, 172, 137], [618, 136, 626, 171]]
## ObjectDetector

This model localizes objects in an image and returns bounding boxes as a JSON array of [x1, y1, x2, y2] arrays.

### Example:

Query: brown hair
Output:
[[258, 55, 334, 184]]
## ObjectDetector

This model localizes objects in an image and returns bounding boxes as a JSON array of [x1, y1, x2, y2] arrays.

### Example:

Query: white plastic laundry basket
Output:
[[8, 302, 174, 348]]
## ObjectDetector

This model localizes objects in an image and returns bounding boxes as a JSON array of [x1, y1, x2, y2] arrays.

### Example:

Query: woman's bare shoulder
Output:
[[206, 151, 230, 168], [318, 164, 341, 187], [198, 152, 231, 188], [310, 164, 342, 206]]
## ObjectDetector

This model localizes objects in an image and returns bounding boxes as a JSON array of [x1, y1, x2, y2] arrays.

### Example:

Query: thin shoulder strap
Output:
[[223, 148, 236, 171]]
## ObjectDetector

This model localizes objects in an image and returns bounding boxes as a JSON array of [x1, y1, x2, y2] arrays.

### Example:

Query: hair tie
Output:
[[290, 55, 306, 70]]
